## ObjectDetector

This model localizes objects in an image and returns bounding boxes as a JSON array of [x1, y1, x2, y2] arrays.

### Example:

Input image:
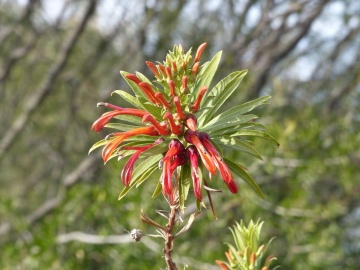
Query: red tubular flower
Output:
[[145, 61, 159, 77], [168, 80, 176, 96], [173, 96, 186, 120], [186, 146, 202, 201], [121, 138, 164, 186], [163, 112, 183, 135], [102, 126, 159, 162], [194, 42, 207, 63], [198, 132, 237, 192], [155, 92, 172, 110], [142, 114, 170, 135], [191, 86, 208, 112], [185, 114, 197, 131], [226, 179, 238, 194], [92, 104, 147, 132], [184, 130, 216, 175], [138, 82, 160, 105], [163, 153, 187, 200], [125, 73, 141, 84], [163, 139, 185, 161]]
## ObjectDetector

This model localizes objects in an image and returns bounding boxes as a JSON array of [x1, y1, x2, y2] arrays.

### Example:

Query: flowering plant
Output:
[[90, 43, 278, 269], [216, 220, 278, 270]]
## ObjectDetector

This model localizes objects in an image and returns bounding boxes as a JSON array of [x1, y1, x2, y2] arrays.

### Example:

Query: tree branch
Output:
[[0, 0, 98, 159]]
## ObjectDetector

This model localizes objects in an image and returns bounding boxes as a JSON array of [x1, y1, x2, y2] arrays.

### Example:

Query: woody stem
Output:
[[164, 204, 178, 270]]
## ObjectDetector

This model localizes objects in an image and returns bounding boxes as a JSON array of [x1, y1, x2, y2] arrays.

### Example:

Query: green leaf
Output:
[[224, 158, 265, 199], [120, 70, 146, 99], [179, 163, 191, 213], [118, 154, 162, 200], [135, 164, 159, 187], [192, 51, 222, 99], [112, 90, 145, 109], [88, 138, 114, 154], [230, 130, 280, 147], [142, 102, 163, 120], [198, 70, 248, 127], [141, 141, 168, 157], [151, 180, 163, 198], [201, 114, 258, 133], [210, 123, 267, 136], [131, 154, 162, 183], [114, 114, 144, 126], [105, 123, 141, 132], [213, 136, 263, 160], [202, 96, 271, 129]]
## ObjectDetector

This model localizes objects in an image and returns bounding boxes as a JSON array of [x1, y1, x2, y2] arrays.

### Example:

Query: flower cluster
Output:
[[90, 43, 278, 209]]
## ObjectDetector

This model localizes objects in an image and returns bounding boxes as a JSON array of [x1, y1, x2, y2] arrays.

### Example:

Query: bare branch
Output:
[[57, 231, 133, 244], [0, 0, 98, 159]]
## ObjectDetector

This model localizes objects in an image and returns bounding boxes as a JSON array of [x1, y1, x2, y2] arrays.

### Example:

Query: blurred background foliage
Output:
[[0, 0, 359, 269]]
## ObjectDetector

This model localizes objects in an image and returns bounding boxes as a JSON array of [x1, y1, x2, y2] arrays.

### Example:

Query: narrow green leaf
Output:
[[141, 141, 168, 157], [230, 130, 280, 147], [120, 70, 146, 98], [201, 114, 258, 133], [131, 154, 163, 183], [135, 164, 158, 187], [142, 102, 163, 120], [112, 90, 145, 109], [151, 180, 163, 198], [114, 114, 144, 126], [198, 70, 248, 127], [202, 96, 271, 128], [224, 158, 264, 198], [213, 136, 263, 160], [118, 154, 162, 201], [193, 51, 222, 99], [210, 123, 267, 136], [105, 123, 141, 132], [179, 163, 191, 213], [88, 138, 114, 154]]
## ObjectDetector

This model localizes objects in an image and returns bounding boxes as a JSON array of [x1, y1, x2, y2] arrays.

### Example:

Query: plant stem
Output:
[[164, 204, 178, 270]]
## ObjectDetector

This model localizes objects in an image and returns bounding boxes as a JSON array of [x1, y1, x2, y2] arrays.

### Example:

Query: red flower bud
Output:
[[142, 114, 170, 135], [158, 64, 167, 77], [145, 61, 159, 77], [139, 82, 160, 105], [173, 96, 186, 120], [163, 112, 183, 135], [191, 86, 208, 112], [171, 61, 177, 73], [192, 62, 200, 76], [194, 42, 207, 63], [165, 66, 172, 79], [155, 92, 172, 110], [185, 114, 197, 131], [182, 75, 188, 90], [168, 80, 176, 97], [125, 73, 141, 84]]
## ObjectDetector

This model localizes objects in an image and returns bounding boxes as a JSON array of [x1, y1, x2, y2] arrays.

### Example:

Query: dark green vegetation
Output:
[[0, 0, 359, 269]]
